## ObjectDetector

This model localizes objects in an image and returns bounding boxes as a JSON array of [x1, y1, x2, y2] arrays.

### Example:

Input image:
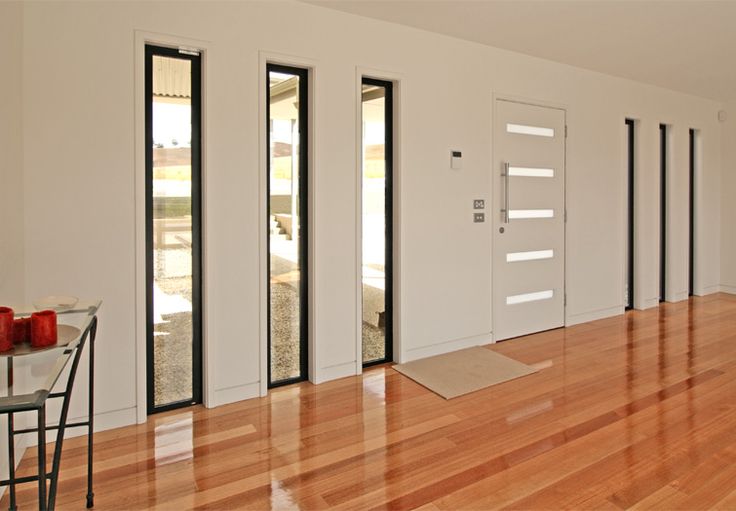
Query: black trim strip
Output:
[[689, 128, 695, 297], [625, 119, 635, 310], [660, 124, 667, 303]]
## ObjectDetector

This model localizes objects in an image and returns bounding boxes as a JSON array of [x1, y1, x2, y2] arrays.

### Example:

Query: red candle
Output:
[[0, 307, 14, 352], [31, 310, 58, 348], [12, 317, 30, 344]]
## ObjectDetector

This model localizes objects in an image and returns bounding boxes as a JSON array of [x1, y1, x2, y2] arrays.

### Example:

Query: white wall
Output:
[[14, 1, 722, 431], [721, 102, 736, 292], [0, 0, 25, 489], [0, 1, 25, 305]]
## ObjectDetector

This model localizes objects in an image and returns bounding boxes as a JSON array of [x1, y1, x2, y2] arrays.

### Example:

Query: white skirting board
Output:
[[665, 290, 690, 303], [720, 285, 736, 295], [401, 332, 492, 364], [20, 406, 138, 447], [565, 305, 623, 326], [313, 361, 357, 384], [210, 381, 261, 408]]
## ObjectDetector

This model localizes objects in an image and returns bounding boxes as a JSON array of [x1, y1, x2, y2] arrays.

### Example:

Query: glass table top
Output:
[[0, 300, 101, 410]]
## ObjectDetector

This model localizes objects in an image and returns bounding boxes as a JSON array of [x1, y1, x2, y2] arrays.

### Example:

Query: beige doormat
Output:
[[393, 346, 537, 399]]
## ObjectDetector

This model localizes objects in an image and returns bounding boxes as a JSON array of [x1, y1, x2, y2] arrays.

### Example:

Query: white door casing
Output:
[[493, 99, 566, 341]]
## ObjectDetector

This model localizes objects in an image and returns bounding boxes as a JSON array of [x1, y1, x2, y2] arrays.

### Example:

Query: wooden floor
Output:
[[6, 293, 736, 510]]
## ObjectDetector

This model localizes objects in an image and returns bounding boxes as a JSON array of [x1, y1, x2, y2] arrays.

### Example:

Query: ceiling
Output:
[[305, 0, 736, 102]]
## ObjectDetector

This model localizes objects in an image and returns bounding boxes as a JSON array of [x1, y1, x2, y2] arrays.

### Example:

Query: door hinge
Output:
[[564, 293, 567, 306], [564, 209, 568, 223], [565, 125, 568, 138]]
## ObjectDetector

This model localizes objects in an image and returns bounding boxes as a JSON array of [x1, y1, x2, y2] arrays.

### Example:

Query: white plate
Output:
[[33, 295, 79, 312]]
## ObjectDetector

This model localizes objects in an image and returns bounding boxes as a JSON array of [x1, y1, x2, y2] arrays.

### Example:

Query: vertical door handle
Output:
[[501, 162, 510, 223]]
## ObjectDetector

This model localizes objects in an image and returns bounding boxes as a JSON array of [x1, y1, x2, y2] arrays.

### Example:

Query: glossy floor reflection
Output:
[[5, 294, 736, 510]]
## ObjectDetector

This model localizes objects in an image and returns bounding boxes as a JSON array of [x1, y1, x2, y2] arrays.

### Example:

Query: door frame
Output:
[[134, 31, 211, 424], [490, 93, 568, 342]]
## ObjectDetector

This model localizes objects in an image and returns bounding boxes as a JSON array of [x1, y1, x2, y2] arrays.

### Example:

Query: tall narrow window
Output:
[[267, 64, 308, 386], [145, 45, 202, 413], [625, 119, 635, 310], [361, 78, 393, 366], [660, 123, 667, 303], [689, 128, 696, 297]]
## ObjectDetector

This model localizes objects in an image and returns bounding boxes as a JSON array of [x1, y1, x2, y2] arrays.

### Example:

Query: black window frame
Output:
[[361, 77, 394, 368], [625, 119, 635, 311], [689, 128, 696, 297], [145, 44, 203, 415], [266, 63, 310, 388], [660, 123, 667, 303]]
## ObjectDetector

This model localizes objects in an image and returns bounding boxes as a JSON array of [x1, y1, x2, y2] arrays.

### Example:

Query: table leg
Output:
[[7, 358, 16, 511], [47, 320, 89, 511], [86, 319, 96, 508], [37, 405, 47, 511]]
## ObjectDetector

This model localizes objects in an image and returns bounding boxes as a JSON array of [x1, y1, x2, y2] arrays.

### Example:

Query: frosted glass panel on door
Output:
[[506, 249, 554, 263], [506, 290, 554, 305], [508, 209, 555, 219], [506, 123, 555, 137], [508, 166, 555, 178]]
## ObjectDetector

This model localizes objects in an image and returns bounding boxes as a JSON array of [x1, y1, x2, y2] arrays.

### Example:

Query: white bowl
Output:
[[33, 295, 79, 312]]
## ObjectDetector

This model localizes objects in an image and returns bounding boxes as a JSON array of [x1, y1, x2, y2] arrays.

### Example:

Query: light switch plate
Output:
[[474, 199, 485, 209], [451, 150, 462, 170], [474, 213, 485, 223]]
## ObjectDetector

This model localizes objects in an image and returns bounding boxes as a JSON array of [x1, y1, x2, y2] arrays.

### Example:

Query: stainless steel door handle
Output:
[[501, 162, 510, 224]]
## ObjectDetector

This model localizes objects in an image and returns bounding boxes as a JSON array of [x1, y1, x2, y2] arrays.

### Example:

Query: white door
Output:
[[493, 99, 566, 341]]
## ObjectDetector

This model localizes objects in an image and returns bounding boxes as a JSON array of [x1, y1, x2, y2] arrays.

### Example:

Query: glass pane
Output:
[[506, 249, 554, 263], [362, 84, 387, 364], [508, 166, 555, 178], [506, 290, 554, 305], [152, 55, 194, 407], [269, 70, 302, 383], [508, 209, 555, 219], [506, 123, 554, 137]]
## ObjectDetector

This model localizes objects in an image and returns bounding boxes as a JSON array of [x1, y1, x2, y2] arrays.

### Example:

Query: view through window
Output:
[[361, 79, 393, 365]]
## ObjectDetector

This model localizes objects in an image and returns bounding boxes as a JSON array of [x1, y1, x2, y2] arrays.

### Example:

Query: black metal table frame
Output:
[[0, 315, 96, 511]]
